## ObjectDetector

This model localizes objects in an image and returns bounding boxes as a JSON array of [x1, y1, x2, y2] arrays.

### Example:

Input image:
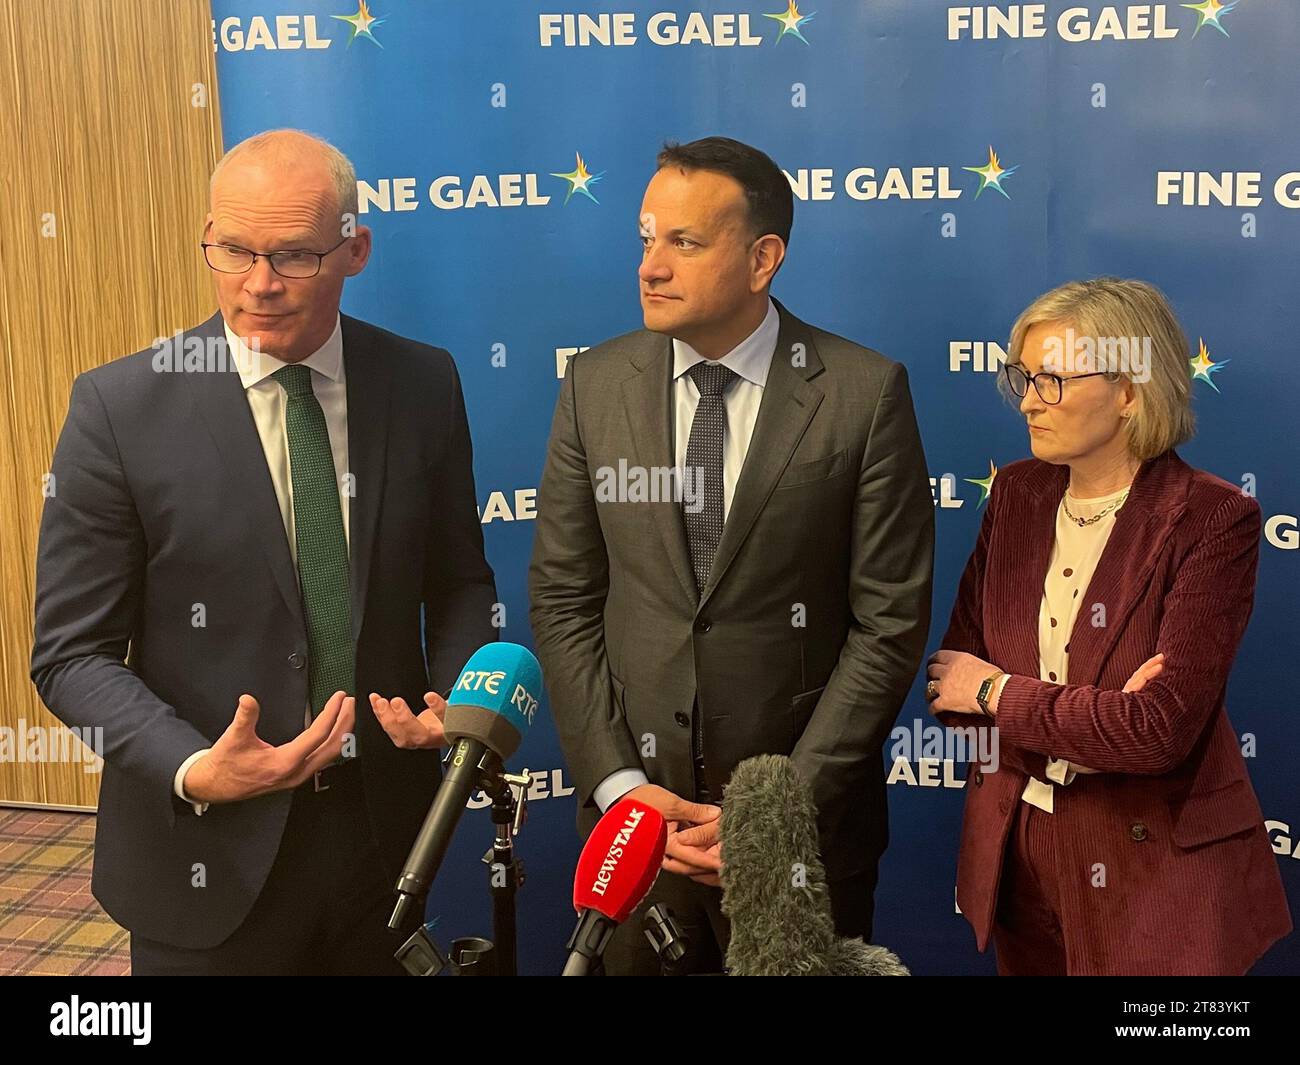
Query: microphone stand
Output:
[[481, 767, 531, 978], [644, 904, 689, 976], [392, 754, 531, 976]]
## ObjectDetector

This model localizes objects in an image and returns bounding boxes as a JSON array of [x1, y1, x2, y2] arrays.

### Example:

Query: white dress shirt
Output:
[[593, 299, 780, 812], [174, 317, 351, 814]]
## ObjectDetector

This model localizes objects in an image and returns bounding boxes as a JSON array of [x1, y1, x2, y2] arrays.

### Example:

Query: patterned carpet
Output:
[[0, 807, 130, 975]]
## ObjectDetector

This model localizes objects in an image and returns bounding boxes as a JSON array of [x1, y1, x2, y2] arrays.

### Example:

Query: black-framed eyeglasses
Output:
[[1004, 363, 1115, 405], [200, 231, 349, 279]]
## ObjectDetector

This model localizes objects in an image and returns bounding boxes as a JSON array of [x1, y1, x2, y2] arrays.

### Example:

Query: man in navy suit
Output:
[[30, 129, 496, 974]]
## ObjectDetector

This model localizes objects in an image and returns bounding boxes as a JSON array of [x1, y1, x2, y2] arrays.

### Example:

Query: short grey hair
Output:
[[210, 128, 358, 226]]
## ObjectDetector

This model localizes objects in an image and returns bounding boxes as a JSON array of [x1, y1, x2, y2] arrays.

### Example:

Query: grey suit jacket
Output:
[[31, 311, 497, 948], [528, 299, 933, 881]]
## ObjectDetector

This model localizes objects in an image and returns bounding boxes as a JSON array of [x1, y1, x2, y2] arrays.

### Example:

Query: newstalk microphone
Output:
[[561, 798, 667, 975], [388, 643, 542, 930]]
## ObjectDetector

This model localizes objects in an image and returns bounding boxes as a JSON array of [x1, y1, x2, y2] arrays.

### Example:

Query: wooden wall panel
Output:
[[0, 0, 223, 807]]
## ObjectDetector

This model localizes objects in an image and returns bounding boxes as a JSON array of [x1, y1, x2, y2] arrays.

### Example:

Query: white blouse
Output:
[[1020, 482, 1132, 813]]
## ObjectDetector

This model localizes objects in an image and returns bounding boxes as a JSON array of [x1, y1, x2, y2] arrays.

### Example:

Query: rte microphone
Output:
[[561, 798, 668, 976], [388, 642, 542, 930], [720, 755, 909, 976]]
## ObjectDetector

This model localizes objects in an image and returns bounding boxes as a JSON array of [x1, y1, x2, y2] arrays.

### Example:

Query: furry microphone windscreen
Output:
[[719, 754, 909, 976]]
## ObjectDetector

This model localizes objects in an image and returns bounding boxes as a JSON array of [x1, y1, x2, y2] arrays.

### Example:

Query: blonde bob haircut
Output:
[[1001, 277, 1195, 461]]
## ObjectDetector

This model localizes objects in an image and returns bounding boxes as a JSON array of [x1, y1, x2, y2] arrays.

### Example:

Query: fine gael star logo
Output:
[[333, 2, 386, 48], [550, 153, 606, 205], [964, 146, 1019, 200], [965, 461, 998, 507], [764, 2, 815, 45], [1189, 338, 1229, 392], [1182, 0, 1238, 38]]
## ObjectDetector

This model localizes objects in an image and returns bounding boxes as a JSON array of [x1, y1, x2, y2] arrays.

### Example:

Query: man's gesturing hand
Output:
[[182, 691, 356, 804], [369, 691, 448, 749]]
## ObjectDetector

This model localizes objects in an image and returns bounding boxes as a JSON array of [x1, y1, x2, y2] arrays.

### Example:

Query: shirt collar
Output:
[[672, 298, 779, 388], [224, 315, 344, 390]]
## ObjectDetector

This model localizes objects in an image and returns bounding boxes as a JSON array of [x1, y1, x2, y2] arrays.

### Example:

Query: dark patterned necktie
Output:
[[683, 361, 738, 593], [273, 364, 354, 717]]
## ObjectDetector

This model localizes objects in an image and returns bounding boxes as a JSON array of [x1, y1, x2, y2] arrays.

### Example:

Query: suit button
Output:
[[288, 652, 305, 670], [973, 769, 984, 787], [1130, 822, 1148, 842], [674, 712, 690, 728], [695, 619, 711, 633]]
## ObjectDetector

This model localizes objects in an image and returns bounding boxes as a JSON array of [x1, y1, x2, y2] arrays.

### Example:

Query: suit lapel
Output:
[[186, 312, 394, 644], [185, 311, 303, 628], [1063, 450, 1192, 686], [620, 301, 826, 612], [341, 315, 392, 644], [698, 300, 824, 614], [621, 335, 699, 607], [997, 461, 1065, 677]]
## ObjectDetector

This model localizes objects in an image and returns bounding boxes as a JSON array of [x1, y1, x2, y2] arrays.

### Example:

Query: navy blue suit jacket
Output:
[[31, 311, 497, 948]]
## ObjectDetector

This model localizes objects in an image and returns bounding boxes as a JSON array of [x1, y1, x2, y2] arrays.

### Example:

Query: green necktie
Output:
[[273, 364, 354, 717]]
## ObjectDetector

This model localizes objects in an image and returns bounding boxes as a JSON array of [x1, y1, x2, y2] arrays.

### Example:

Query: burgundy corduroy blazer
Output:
[[940, 449, 1291, 975]]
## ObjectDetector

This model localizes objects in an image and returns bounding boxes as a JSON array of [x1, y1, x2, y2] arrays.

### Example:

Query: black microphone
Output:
[[388, 643, 542, 929], [719, 754, 910, 976]]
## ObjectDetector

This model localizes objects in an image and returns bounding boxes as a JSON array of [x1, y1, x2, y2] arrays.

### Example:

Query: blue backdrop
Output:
[[211, 0, 1298, 974]]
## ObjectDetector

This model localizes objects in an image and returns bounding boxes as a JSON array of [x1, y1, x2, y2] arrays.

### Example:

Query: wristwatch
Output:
[[976, 672, 1005, 718]]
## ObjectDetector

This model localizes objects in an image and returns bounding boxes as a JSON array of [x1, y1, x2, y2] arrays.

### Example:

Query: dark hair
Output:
[[655, 137, 793, 246]]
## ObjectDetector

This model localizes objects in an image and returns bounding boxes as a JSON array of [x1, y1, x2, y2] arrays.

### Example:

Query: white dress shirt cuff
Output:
[[1045, 757, 1076, 786], [174, 749, 212, 816], [593, 768, 649, 813], [1020, 775, 1054, 813]]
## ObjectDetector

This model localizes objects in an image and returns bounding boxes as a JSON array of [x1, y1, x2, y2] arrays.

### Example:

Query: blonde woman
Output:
[[926, 278, 1291, 975]]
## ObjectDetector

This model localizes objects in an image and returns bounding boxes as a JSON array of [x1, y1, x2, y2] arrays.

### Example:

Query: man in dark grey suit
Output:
[[529, 137, 934, 974], [31, 130, 496, 974]]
